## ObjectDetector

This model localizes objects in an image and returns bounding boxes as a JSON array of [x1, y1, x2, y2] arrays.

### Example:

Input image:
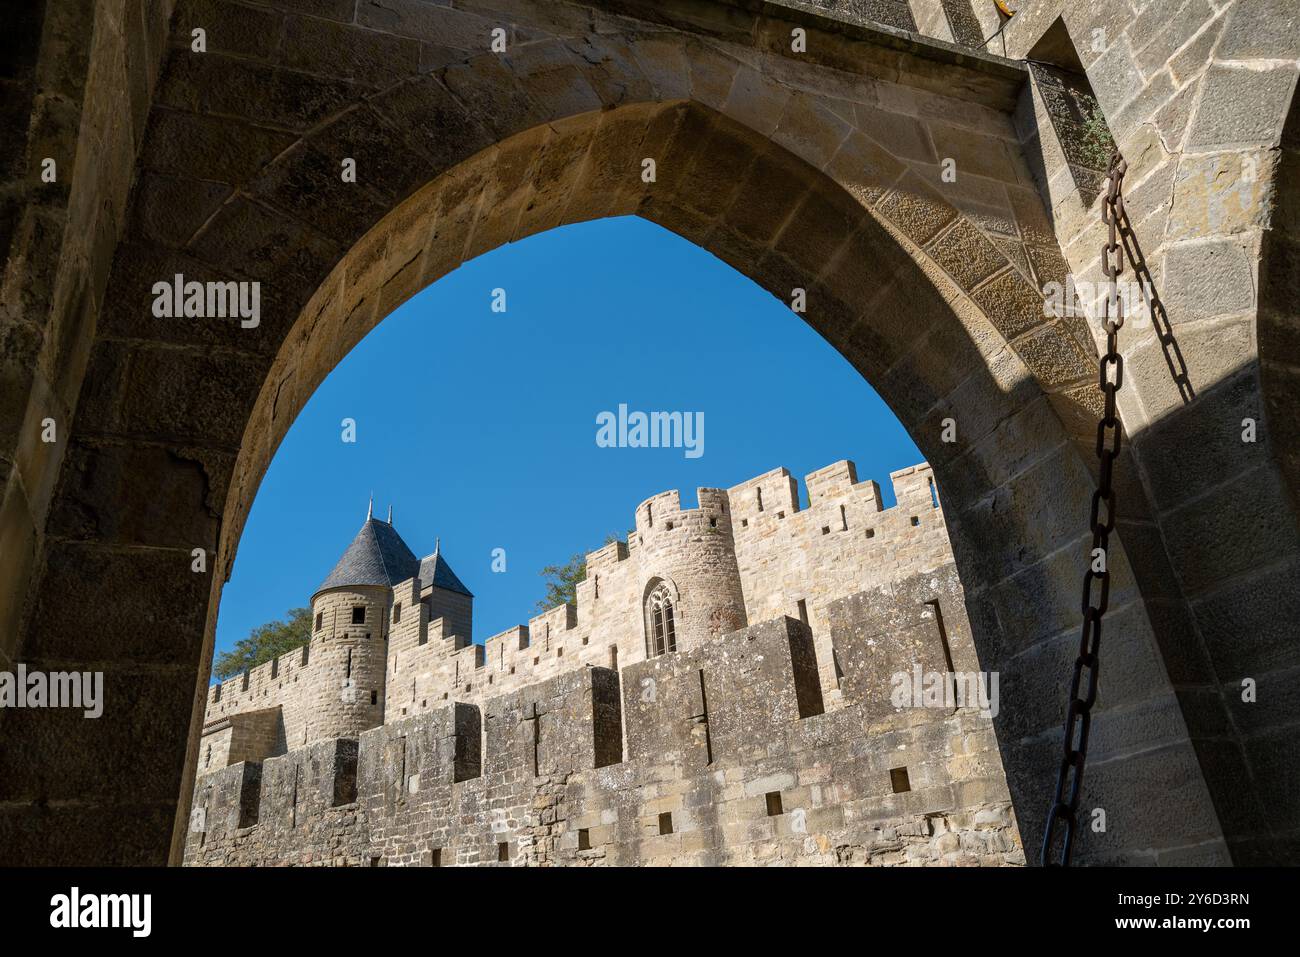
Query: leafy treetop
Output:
[[213, 607, 312, 680], [535, 534, 622, 613]]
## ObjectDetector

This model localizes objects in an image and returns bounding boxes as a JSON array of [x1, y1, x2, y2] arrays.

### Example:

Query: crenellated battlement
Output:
[[186, 565, 1022, 867], [632, 487, 733, 537], [200, 459, 956, 784], [206, 638, 312, 713], [584, 538, 629, 573], [727, 466, 801, 527]]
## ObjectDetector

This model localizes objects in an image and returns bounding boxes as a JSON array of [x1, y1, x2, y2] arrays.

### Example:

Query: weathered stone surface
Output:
[[128, 171, 232, 248], [1185, 64, 1298, 151], [186, 565, 1025, 867], [172, 0, 286, 61], [1134, 0, 1214, 77], [140, 110, 298, 185], [1216, 0, 1300, 60], [927, 219, 1008, 289], [1167, 150, 1276, 241], [23, 541, 209, 664], [1161, 237, 1257, 322], [280, 12, 421, 81]]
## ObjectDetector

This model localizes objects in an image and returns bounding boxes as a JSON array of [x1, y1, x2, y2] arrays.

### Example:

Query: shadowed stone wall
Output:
[[1005, 0, 1300, 865]]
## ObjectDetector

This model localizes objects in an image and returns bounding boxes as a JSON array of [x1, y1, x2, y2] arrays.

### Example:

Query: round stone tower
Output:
[[632, 487, 747, 654], [303, 502, 420, 742]]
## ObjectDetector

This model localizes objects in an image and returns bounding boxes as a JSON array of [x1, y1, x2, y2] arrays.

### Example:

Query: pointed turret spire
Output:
[[367, 493, 373, 520], [417, 538, 471, 597], [387, 504, 393, 525], [315, 511, 420, 598]]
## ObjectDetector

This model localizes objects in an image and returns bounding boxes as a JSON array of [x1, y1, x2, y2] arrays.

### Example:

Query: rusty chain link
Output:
[[1039, 153, 1128, 868]]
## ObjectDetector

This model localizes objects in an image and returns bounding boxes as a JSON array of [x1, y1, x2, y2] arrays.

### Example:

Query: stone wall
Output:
[[200, 459, 959, 752], [421, 585, 472, 646], [768, 0, 922, 35], [0, 0, 177, 658], [185, 563, 1023, 866], [462, 459, 954, 713], [199, 706, 280, 772], [189, 739, 363, 865], [202, 584, 390, 752], [1003, 0, 1300, 865], [302, 585, 389, 743], [730, 461, 953, 704]]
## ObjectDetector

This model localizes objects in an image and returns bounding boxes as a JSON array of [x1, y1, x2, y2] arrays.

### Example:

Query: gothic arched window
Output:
[[645, 582, 677, 658]]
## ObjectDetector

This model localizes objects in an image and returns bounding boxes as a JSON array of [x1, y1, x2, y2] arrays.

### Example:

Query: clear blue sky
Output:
[[215, 215, 921, 656]]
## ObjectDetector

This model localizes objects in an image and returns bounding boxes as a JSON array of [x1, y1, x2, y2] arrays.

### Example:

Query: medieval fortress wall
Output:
[[189, 459, 1021, 865]]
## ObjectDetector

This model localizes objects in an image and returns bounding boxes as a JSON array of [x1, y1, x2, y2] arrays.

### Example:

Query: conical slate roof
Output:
[[417, 548, 473, 597], [315, 518, 420, 596]]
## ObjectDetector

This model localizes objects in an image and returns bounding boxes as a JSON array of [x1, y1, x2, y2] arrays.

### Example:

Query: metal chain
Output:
[[1039, 153, 1128, 867]]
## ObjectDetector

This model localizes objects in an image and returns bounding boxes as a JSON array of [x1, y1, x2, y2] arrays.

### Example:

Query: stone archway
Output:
[[1, 0, 1297, 866], [203, 94, 1188, 866]]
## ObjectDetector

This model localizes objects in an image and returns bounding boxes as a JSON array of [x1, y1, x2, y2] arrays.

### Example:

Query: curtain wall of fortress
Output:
[[187, 460, 1022, 866]]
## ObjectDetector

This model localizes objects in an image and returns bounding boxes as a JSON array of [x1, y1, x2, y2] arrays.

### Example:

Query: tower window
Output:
[[351, 606, 365, 624], [890, 767, 911, 793], [315, 611, 323, 630], [765, 791, 783, 816], [371, 690, 377, 705], [645, 582, 677, 658], [658, 812, 673, 835], [392, 603, 401, 624], [497, 842, 510, 862], [578, 828, 591, 851]]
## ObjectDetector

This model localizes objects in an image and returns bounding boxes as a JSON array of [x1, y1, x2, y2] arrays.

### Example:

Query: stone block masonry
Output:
[[186, 561, 1022, 866], [201, 458, 958, 756]]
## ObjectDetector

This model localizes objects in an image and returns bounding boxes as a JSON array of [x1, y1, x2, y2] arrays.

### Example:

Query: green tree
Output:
[[535, 534, 621, 612], [213, 607, 312, 680]]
